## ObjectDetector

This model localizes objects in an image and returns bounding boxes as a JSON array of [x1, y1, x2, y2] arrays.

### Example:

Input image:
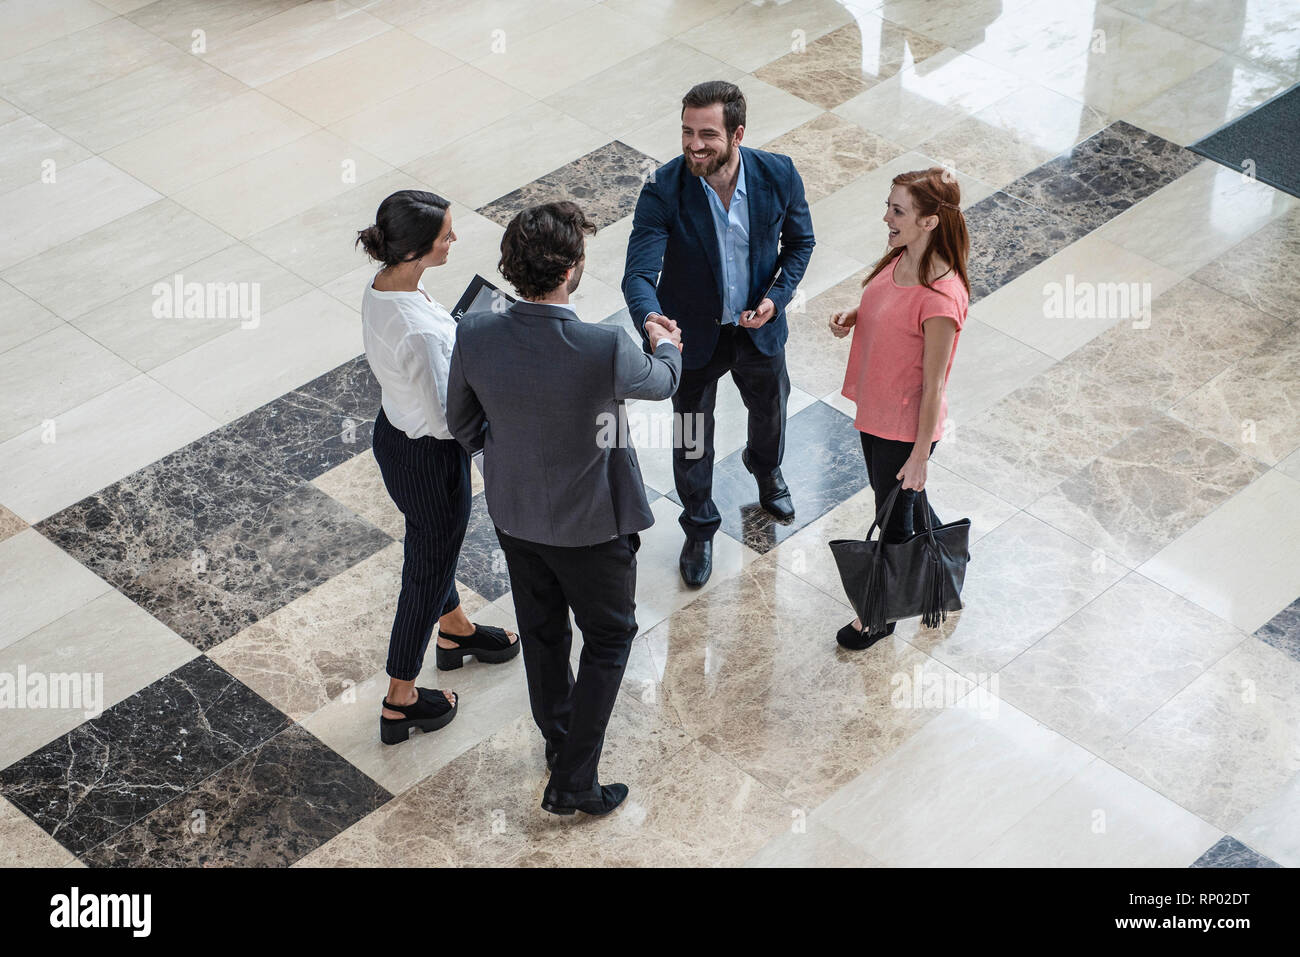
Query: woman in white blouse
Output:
[[357, 190, 518, 745]]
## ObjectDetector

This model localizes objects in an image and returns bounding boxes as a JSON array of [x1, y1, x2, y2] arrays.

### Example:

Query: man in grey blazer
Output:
[[447, 201, 682, 816]]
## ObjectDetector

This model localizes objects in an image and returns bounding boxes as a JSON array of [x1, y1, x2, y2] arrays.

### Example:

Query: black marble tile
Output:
[[283, 418, 375, 482], [35, 427, 304, 595], [964, 190, 1090, 303], [1001, 120, 1201, 234], [669, 399, 868, 554], [217, 389, 365, 472], [81, 724, 390, 868], [1255, 597, 1300, 664], [129, 483, 392, 651], [477, 141, 659, 230], [0, 656, 289, 857], [296, 354, 383, 424], [454, 493, 512, 601], [1190, 836, 1281, 868]]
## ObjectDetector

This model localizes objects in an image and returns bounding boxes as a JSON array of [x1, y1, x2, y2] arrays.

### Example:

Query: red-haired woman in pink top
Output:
[[829, 167, 970, 650]]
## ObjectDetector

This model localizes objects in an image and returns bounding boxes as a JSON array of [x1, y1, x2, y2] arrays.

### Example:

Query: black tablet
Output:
[[451, 274, 515, 321]]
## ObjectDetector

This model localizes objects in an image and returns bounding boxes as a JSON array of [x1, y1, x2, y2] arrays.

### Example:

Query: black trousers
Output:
[[673, 324, 790, 542], [372, 408, 471, 681], [495, 528, 640, 792], [860, 431, 940, 545]]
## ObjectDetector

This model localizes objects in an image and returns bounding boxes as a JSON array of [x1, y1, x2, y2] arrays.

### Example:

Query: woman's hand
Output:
[[897, 450, 929, 491], [828, 308, 857, 338]]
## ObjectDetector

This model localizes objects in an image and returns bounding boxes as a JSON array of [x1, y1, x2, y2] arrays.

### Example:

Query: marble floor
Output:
[[1, 0, 1298, 869]]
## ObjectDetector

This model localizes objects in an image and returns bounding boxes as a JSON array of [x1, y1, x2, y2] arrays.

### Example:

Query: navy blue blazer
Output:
[[621, 145, 816, 370]]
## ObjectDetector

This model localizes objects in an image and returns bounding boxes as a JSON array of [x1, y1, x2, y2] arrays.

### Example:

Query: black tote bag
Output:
[[829, 481, 971, 635]]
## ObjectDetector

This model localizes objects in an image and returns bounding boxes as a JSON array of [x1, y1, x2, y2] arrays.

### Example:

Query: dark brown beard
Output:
[[684, 141, 732, 177]]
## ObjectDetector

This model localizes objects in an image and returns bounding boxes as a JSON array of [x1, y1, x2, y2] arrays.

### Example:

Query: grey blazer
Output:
[[446, 299, 682, 547]]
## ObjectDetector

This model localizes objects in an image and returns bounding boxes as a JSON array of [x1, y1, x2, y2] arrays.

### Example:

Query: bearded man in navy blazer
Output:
[[623, 80, 815, 587]]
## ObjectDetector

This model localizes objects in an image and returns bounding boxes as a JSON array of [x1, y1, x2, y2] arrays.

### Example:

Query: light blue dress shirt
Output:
[[699, 157, 750, 326]]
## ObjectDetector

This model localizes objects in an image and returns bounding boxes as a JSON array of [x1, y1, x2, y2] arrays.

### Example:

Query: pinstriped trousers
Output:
[[372, 408, 471, 681]]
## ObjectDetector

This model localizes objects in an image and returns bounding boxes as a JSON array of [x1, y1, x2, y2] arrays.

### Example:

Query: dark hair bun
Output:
[[356, 224, 386, 262]]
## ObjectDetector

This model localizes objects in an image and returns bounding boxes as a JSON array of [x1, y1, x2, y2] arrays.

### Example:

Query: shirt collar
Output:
[[521, 298, 578, 317]]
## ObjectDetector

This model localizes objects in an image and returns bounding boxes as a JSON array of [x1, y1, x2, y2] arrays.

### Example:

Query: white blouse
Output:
[[361, 274, 457, 441]]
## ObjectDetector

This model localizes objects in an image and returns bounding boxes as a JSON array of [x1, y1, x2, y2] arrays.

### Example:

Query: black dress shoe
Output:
[[545, 741, 559, 771], [679, 538, 712, 587], [541, 782, 629, 816], [743, 449, 795, 520]]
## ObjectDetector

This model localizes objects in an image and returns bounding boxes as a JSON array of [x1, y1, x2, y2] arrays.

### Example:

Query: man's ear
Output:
[[732, 124, 745, 147]]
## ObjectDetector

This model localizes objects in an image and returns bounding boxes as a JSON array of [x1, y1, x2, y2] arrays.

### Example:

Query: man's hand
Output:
[[645, 314, 682, 351], [739, 298, 775, 329]]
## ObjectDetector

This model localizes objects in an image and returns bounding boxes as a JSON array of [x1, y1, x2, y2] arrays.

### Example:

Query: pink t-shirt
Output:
[[841, 256, 968, 443]]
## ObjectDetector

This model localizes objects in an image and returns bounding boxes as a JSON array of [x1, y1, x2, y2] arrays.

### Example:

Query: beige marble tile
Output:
[[942, 313, 1057, 418], [753, 15, 948, 110], [879, 0, 1039, 49], [0, 797, 75, 867], [1168, 322, 1300, 467], [972, 233, 1183, 361], [917, 83, 1107, 189], [679, 0, 855, 73], [0, 528, 110, 652], [329, 63, 522, 168], [0, 504, 26, 544], [404, 102, 610, 210], [1120, 54, 1293, 146], [0, 590, 199, 768], [763, 111, 904, 204], [1105, 636, 1300, 831], [212, 543, 476, 721], [931, 362, 1159, 507], [1036, 8, 1225, 115], [0, 157, 159, 271], [601, 0, 743, 36], [787, 268, 864, 400], [0, 0, 114, 62], [953, 0, 1111, 75], [471, 5, 666, 100], [32, 48, 247, 153], [743, 817, 886, 867], [0, 324, 138, 443], [1139, 470, 1300, 633], [0, 279, 61, 356], [834, 48, 1025, 150], [1060, 278, 1284, 414], [1095, 160, 1298, 279], [201, 1, 393, 87], [0, 375, 219, 523], [1235, 771, 1300, 869], [1027, 415, 1266, 569], [0, 114, 92, 194], [1118, 0, 1300, 80], [814, 687, 1094, 866], [260, 30, 457, 127], [312, 451, 405, 540], [71, 242, 315, 372], [998, 572, 1247, 754], [101, 91, 317, 196], [1278, 447, 1300, 484], [124, 0, 305, 50], [148, 289, 363, 424], [3, 199, 235, 320], [399, 0, 596, 62], [171, 130, 392, 239], [974, 758, 1224, 866], [899, 510, 1128, 676], [1191, 206, 1300, 326]]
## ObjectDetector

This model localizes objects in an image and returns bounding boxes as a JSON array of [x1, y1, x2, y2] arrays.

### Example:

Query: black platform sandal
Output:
[[380, 687, 458, 745], [836, 620, 895, 651], [436, 623, 520, 670]]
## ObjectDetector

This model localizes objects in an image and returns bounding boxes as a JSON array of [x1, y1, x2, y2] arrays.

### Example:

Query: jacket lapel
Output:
[[678, 162, 727, 311], [743, 147, 777, 299]]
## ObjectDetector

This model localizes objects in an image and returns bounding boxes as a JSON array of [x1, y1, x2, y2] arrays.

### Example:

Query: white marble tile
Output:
[[678, 0, 855, 73], [0, 324, 138, 442], [0, 590, 199, 769], [2, 200, 234, 320], [973, 233, 1184, 360], [200, 1, 393, 87], [148, 289, 363, 424], [171, 130, 392, 239], [0, 114, 91, 195], [0, 528, 110, 652], [259, 29, 458, 126], [1139, 470, 1300, 633], [601, 0, 744, 36], [1277, 448, 1300, 485], [974, 758, 1223, 866], [1235, 772, 1300, 869], [0, 280, 60, 355], [399, 0, 596, 62], [328, 63, 522, 167], [0, 0, 115, 61], [815, 687, 1094, 865], [0, 157, 159, 270], [943, 314, 1056, 418], [100, 91, 317, 196], [0, 375, 218, 523]]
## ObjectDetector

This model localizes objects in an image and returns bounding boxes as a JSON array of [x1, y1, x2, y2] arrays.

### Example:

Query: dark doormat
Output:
[[1189, 82, 1300, 198]]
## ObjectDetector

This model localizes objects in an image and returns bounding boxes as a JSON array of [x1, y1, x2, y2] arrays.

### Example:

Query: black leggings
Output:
[[859, 431, 940, 546]]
